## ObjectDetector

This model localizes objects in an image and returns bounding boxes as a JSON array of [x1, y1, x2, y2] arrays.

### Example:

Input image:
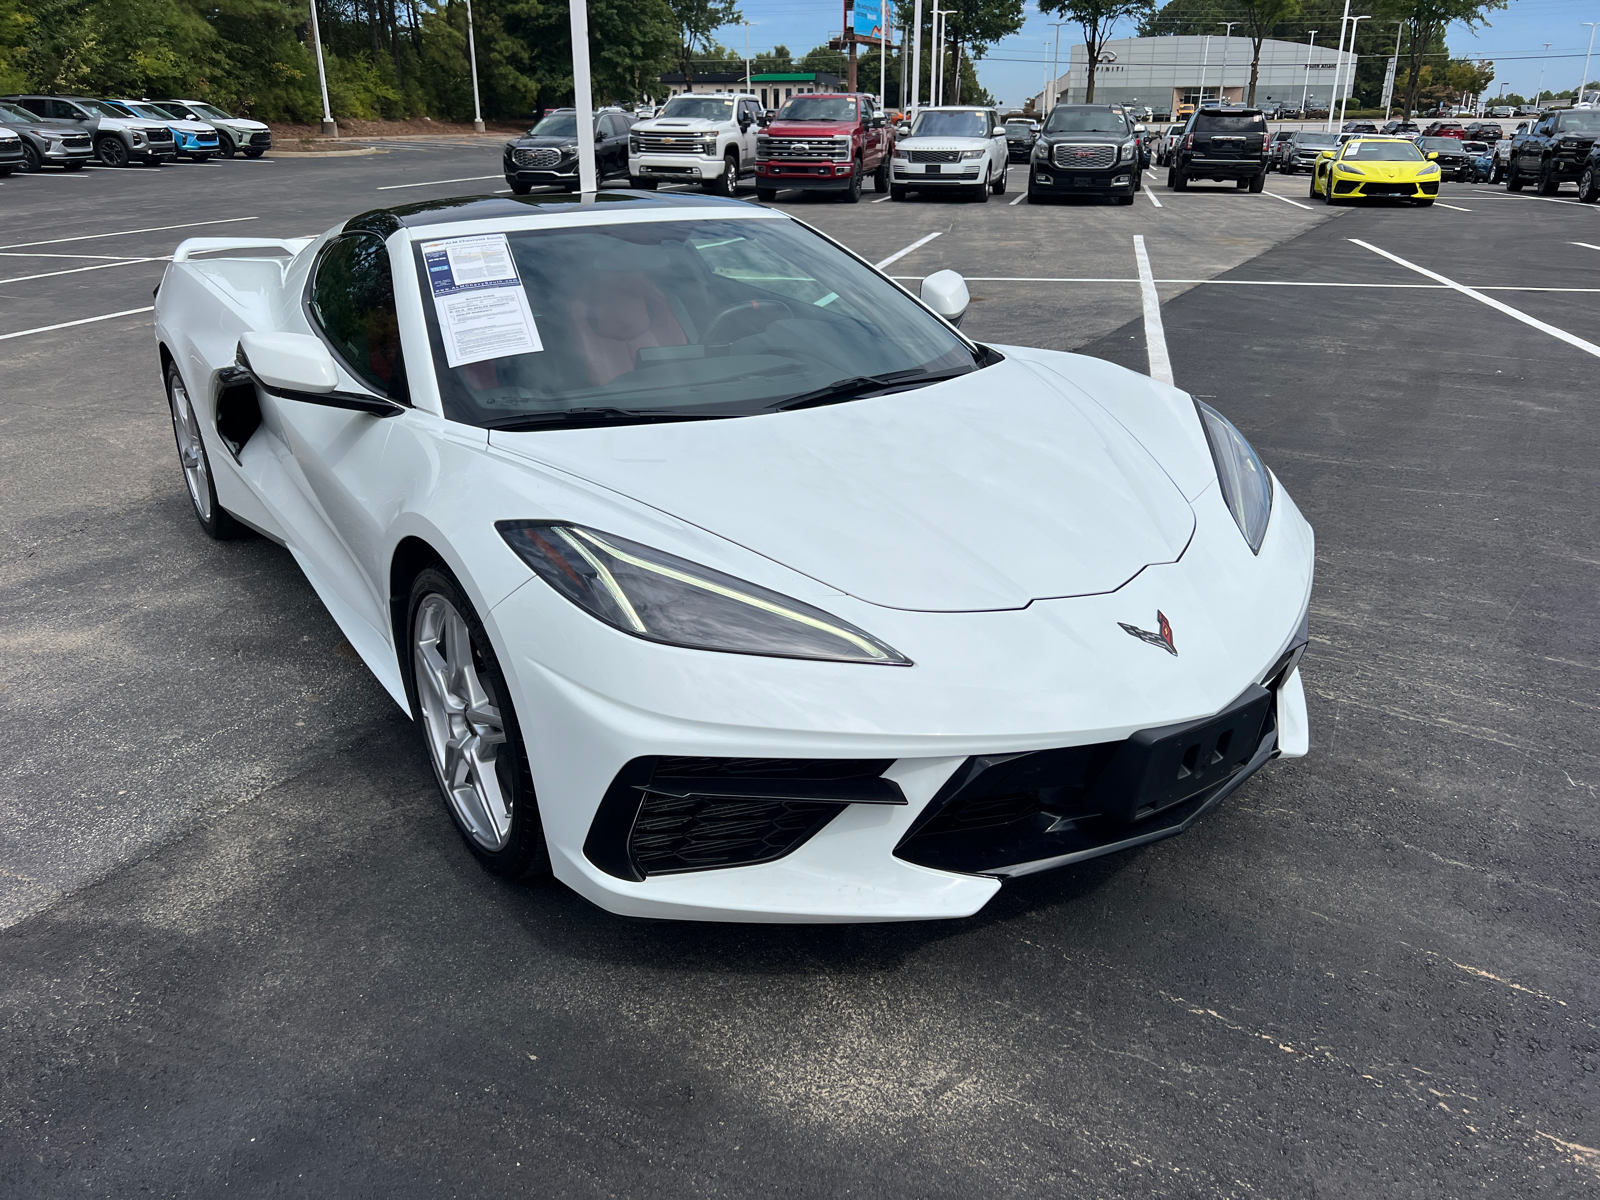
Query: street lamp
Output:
[[910, 0, 923, 115], [1198, 34, 1211, 107], [1580, 23, 1598, 106], [465, 0, 486, 133], [308, 0, 336, 137], [1047, 21, 1070, 109], [1300, 31, 1318, 120], [1217, 22, 1240, 106], [1337, 15, 1371, 128], [1324, 0, 1352, 131], [1534, 43, 1552, 113], [569, 0, 595, 192], [1383, 20, 1402, 122], [740, 20, 753, 94]]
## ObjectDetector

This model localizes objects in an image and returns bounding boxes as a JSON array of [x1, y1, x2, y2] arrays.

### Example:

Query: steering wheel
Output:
[[702, 298, 795, 345]]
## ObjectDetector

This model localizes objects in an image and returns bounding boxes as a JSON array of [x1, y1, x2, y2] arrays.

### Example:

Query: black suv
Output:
[[1417, 136, 1472, 181], [1027, 104, 1143, 204], [1003, 118, 1039, 163], [1168, 107, 1267, 191], [503, 108, 633, 194]]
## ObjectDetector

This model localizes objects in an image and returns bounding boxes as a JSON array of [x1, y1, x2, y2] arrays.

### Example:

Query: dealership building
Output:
[[1031, 35, 1355, 115]]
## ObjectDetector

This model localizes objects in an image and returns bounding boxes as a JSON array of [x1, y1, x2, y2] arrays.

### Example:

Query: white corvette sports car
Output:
[[153, 191, 1313, 923]]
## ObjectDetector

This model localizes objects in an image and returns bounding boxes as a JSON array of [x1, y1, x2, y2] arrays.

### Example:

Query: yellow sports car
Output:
[[1310, 137, 1441, 206]]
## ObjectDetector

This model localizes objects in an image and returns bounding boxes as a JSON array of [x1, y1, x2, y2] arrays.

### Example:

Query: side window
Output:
[[47, 100, 80, 120], [18, 97, 47, 117], [597, 114, 618, 137], [309, 233, 408, 401]]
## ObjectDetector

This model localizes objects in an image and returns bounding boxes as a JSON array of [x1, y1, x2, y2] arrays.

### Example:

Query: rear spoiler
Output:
[[171, 237, 315, 262]]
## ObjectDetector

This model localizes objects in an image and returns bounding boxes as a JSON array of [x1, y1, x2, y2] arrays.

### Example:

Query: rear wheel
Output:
[[1506, 165, 1524, 191], [406, 567, 550, 880], [890, 184, 908, 200], [96, 136, 128, 167], [1248, 172, 1265, 193], [1169, 167, 1187, 191], [165, 362, 246, 540], [1236, 176, 1250, 190], [873, 157, 889, 192]]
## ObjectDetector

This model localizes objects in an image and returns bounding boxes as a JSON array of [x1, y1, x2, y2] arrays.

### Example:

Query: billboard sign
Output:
[[852, 0, 885, 43]]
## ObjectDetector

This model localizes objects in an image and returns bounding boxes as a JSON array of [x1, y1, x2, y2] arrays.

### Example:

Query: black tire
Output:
[[629, 176, 657, 190], [704, 151, 737, 195], [1236, 176, 1250, 190], [1489, 161, 1502, 184], [756, 186, 777, 202], [1506, 166, 1524, 191], [0, 166, 9, 177], [62, 160, 85, 172], [992, 164, 1007, 195], [1117, 190, 1134, 205], [243, 148, 264, 159], [873, 157, 889, 192], [972, 168, 990, 202], [841, 161, 863, 202], [1169, 166, 1187, 191], [20, 142, 40, 172], [96, 136, 128, 167], [509, 181, 533, 195], [1579, 165, 1599, 203], [164, 361, 247, 540], [1537, 164, 1559, 195], [1248, 172, 1265, 193], [189, 153, 211, 163], [217, 134, 236, 159], [404, 566, 550, 880], [1415, 199, 1435, 207], [890, 184, 908, 200]]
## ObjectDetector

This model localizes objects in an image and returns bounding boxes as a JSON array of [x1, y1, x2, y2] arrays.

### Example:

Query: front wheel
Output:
[[841, 161, 863, 202], [756, 186, 777, 202], [189, 153, 211, 163], [873, 158, 889, 193], [1415, 198, 1435, 207], [890, 184, 908, 200], [96, 136, 128, 167], [21, 142, 40, 172], [629, 176, 658, 190], [217, 135, 236, 159], [406, 568, 550, 880], [972, 168, 990, 202], [1537, 164, 1559, 195], [62, 160, 85, 172], [508, 181, 533, 195], [1579, 165, 1599, 203], [165, 362, 246, 540], [991, 164, 1007, 195], [243, 148, 264, 159], [1506, 166, 1524, 191], [703, 151, 738, 196]]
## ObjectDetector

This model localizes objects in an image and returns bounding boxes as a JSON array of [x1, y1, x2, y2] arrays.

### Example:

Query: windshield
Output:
[[0, 100, 33, 123], [78, 100, 132, 118], [126, 103, 177, 121], [414, 218, 979, 429], [659, 97, 735, 121], [529, 112, 578, 137], [911, 110, 989, 138], [778, 96, 857, 121], [1343, 140, 1424, 161], [159, 101, 198, 119], [189, 102, 234, 120], [1558, 111, 1600, 131], [1293, 133, 1337, 146], [1419, 138, 1463, 151], [1044, 108, 1127, 134]]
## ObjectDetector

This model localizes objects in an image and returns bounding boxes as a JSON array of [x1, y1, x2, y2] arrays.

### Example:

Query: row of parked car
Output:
[[0, 94, 271, 173]]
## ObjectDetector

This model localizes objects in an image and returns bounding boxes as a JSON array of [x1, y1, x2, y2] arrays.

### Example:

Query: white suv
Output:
[[890, 106, 1009, 201], [628, 93, 764, 195]]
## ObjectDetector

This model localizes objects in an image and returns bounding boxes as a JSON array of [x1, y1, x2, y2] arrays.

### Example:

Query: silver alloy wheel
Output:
[[413, 594, 511, 850], [167, 374, 211, 522]]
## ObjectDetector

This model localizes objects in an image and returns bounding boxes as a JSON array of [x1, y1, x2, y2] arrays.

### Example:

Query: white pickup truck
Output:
[[628, 92, 765, 195]]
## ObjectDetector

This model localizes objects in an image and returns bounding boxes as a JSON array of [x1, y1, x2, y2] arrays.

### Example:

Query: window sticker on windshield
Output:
[[421, 233, 544, 368]]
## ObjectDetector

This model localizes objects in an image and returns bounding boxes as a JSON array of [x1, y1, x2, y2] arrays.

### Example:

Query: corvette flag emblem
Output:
[[1119, 611, 1177, 656]]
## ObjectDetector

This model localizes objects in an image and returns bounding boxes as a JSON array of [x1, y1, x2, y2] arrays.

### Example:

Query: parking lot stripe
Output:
[[375, 174, 506, 191], [0, 217, 257, 251], [1259, 190, 1312, 211], [1132, 235, 1173, 386], [871, 195, 893, 203], [0, 251, 148, 260], [1009, 192, 1027, 205], [1144, 188, 1162, 208], [1573, 242, 1600, 252], [0, 306, 154, 342], [0, 258, 167, 285], [1352, 238, 1600, 361], [1434, 202, 1472, 212], [875, 232, 943, 270]]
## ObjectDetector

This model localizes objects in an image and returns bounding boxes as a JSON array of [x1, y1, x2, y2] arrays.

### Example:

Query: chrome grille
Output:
[[1052, 142, 1116, 169], [909, 149, 961, 163], [512, 146, 561, 169], [758, 137, 848, 161], [62, 136, 91, 149], [632, 134, 706, 154]]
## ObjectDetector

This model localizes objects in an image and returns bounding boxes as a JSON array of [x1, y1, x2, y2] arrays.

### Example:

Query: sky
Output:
[[712, 0, 1600, 108]]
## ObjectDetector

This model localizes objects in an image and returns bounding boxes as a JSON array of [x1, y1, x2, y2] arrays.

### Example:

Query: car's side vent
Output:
[[213, 366, 261, 461], [585, 757, 900, 880]]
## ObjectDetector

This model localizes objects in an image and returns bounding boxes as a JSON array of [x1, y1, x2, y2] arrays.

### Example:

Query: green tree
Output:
[[1379, 0, 1505, 119], [1038, 0, 1155, 103], [666, 0, 740, 83], [1237, 0, 1300, 105]]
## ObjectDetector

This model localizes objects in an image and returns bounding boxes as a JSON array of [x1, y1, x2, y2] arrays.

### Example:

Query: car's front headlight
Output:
[[1195, 402, 1273, 554], [1417, 163, 1440, 175], [497, 522, 911, 665], [961, 148, 985, 159], [1334, 162, 1364, 174]]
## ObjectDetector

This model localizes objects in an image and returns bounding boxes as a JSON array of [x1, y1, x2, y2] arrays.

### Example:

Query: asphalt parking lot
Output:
[[2, 142, 1599, 1197]]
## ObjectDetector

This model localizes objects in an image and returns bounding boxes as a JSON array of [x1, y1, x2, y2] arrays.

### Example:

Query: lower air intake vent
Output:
[[585, 756, 900, 880]]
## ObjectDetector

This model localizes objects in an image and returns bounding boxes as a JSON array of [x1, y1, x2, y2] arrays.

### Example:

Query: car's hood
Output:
[[765, 121, 854, 137], [510, 135, 579, 149], [898, 137, 988, 151], [166, 119, 216, 134], [635, 119, 724, 133], [1040, 132, 1127, 143], [488, 358, 1196, 612], [1346, 161, 1432, 178], [219, 117, 269, 132]]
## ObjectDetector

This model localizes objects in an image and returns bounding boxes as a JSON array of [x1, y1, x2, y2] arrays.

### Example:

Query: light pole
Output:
[[1534, 43, 1552, 113], [933, 7, 953, 106], [1047, 21, 1069, 109], [1580, 23, 1598, 106], [465, 0, 486, 133], [569, 0, 596, 192], [1324, 0, 1352, 131], [1337, 15, 1371, 128], [1217, 22, 1240, 106], [1383, 20, 1402, 122], [308, 0, 336, 137], [1299, 31, 1318, 120], [1198, 35, 1211, 107], [741, 20, 753, 94], [911, 0, 923, 114]]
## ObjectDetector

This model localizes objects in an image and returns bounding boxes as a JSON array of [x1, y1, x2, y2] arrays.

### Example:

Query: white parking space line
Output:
[[1574, 242, 1600, 252], [0, 216, 257, 251], [874, 231, 943, 270], [0, 251, 148, 260], [1351, 238, 1600, 361], [0, 306, 154, 343], [1144, 188, 1162, 208], [888, 275, 1600, 293], [871, 195, 893, 203], [375, 174, 504, 191], [1132, 235, 1173, 386], [1009, 192, 1027, 205], [1434, 202, 1472, 212], [1259, 190, 1312, 211], [0, 257, 167, 285]]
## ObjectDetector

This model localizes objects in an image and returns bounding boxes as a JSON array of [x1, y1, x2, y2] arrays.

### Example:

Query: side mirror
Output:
[[1134, 123, 1147, 133], [1427, 151, 1438, 160], [992, 126, 1006, 138], [236, 332, 402, 417], [919, 269, 969, 328]]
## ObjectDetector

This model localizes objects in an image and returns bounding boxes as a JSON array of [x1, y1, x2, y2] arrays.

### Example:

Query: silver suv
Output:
[[1, 95, 174, 166]]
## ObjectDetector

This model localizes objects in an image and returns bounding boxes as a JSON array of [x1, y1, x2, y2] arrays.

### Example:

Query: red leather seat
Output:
[[572, 272, 686, 386]]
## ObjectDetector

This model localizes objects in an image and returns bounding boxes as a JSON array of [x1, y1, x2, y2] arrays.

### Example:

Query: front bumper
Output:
[[505, 166, 579, 186], [1007, 143, 1035, 162], [1331, 176, 1440, 199], [484, 479, 1315, 922], [1029, 164, 1136, 194], [892, 161, 982, 187], [630, 153, 723, 179], [175, 132, 220, 155], [131, 144, 176, 162], [757, 160, 856, 188], [0, 143, 22, 168], [41, 140, 94, 163]]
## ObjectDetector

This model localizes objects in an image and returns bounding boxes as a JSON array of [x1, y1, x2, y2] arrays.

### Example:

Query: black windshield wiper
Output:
[[485, 407, 735, 432], [770, 368, 972, 412]]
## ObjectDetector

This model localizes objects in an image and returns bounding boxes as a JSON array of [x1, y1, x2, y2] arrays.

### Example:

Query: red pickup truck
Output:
[[755, 92, 894, 203]]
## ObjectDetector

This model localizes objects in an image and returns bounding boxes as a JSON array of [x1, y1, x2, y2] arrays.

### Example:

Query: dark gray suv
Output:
[[0, 99, 93, 171], [1, 95, 175, 166]]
